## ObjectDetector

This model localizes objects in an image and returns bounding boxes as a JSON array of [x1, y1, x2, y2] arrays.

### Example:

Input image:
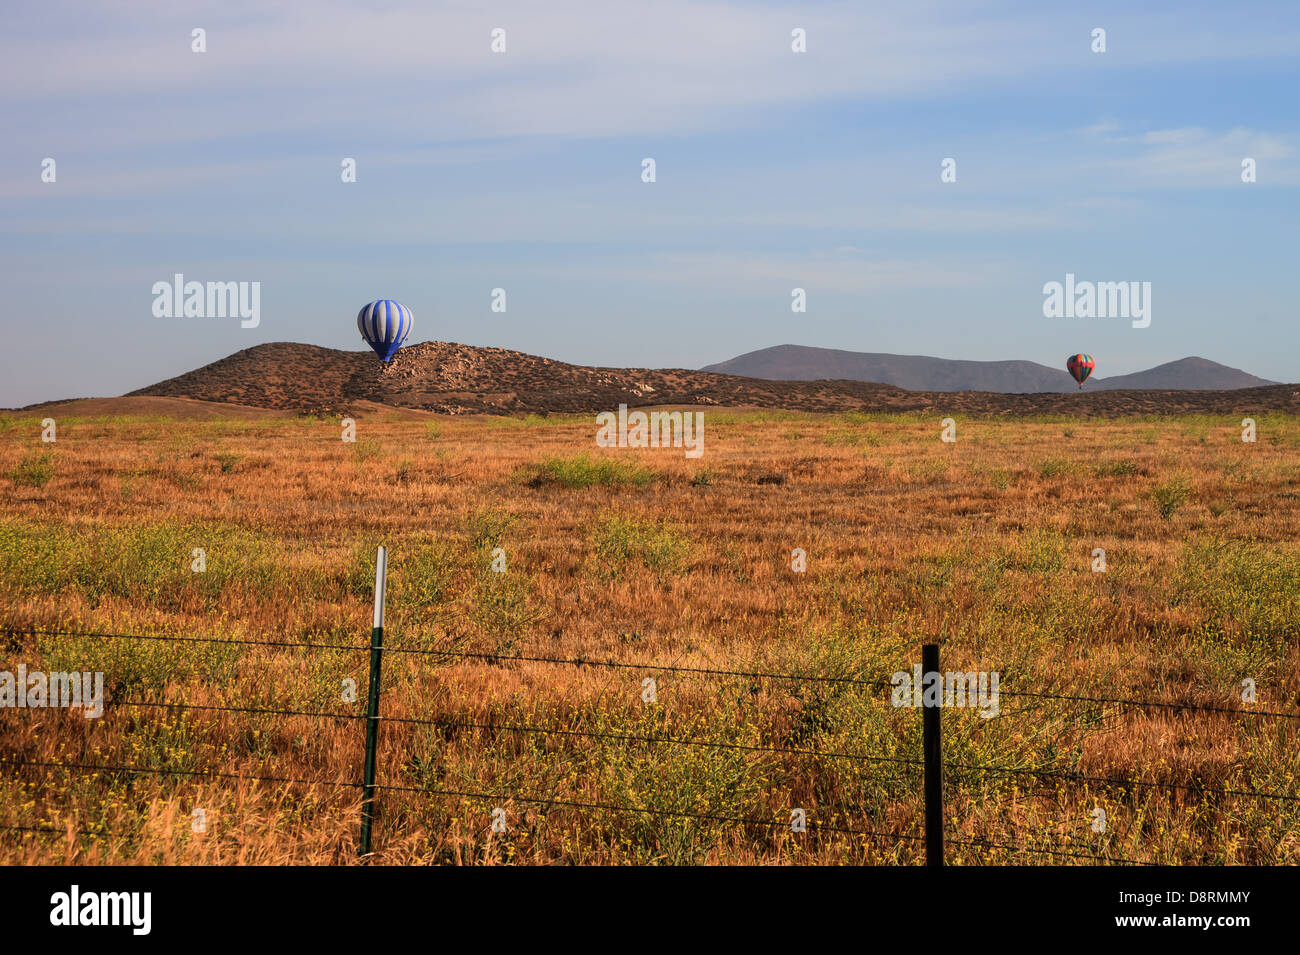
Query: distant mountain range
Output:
[[702, 345, 1277, 393]]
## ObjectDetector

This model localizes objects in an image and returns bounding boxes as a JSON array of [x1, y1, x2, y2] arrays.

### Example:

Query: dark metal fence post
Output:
[[922, 642, 944, 867], [359, 545, 387, 859]]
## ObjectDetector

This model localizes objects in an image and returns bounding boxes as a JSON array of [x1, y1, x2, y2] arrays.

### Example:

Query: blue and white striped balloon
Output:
[[356, 300, 413, 361]]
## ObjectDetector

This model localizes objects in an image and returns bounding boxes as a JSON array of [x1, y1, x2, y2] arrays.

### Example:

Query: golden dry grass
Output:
[[1, 406, 1297, 865]]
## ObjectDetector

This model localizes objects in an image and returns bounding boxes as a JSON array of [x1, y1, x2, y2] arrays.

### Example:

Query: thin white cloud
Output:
[[6, 1, 1298, 152], [527, 250, 1006, 293], [1085, 126, 1297, 186]]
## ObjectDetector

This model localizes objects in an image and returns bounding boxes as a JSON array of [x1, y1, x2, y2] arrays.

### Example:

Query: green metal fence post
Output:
[[359, 545, 387, 859]]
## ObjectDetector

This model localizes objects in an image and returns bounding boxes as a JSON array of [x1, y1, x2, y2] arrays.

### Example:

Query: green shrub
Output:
[[1034, 458, 1074, 478], [1174, 540, 1300, 641], [984, 529, 1067, 577], [352, 439, 382, 463], [1095, 460, 1139, 478], [1152, 477, 1192, 518], [470, 572, 542, 653], [9, 450, 56, 488], [463, 507, 514, 548], [391, 542, 455, 619], [0, 519, 282, 610], [519, 454, 656, 490], [591, 517, 690, 578]]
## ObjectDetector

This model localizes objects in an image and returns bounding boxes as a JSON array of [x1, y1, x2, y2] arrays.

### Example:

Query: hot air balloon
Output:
[[357, 300, 413, 362], [1066, 353, 1094, 389]]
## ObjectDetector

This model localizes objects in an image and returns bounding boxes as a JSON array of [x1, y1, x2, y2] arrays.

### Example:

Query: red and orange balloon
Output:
[[1066, 353, 1094, 389]]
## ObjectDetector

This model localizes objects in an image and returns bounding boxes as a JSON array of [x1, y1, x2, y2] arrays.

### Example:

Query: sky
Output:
[[1, 0, 1298, 407]]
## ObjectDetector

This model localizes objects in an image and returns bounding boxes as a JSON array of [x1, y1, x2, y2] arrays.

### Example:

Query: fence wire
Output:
[[3, 625, 1295, 863]]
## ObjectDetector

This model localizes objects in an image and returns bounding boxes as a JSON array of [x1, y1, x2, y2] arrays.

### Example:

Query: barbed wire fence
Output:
[[2, 550, 1297, 865]]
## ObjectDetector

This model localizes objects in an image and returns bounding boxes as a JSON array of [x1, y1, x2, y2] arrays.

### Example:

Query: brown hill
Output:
[[125, 341, 901, 415], [119, 341, 1300, 418]]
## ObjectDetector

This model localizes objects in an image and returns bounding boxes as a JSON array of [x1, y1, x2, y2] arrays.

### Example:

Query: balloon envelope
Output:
[[357, 300, 413, 361], [1066, 353, 1094, 387]]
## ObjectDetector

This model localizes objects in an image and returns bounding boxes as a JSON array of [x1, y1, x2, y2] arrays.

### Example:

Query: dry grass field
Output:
[[1, 403, 1297, 865]]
